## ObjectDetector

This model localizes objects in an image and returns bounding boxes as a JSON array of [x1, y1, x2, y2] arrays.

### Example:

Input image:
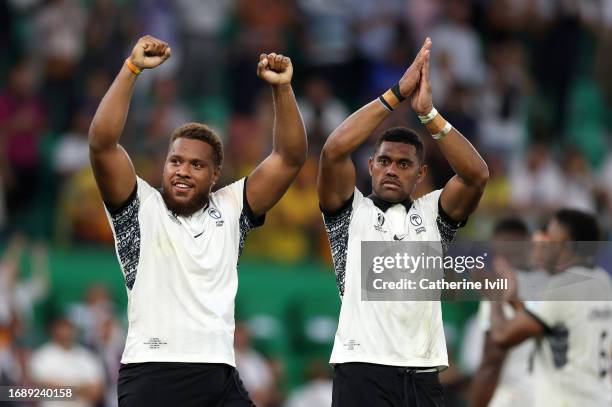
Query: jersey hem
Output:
[[329, 355, 448, 370], [120, 354, 236, 367]]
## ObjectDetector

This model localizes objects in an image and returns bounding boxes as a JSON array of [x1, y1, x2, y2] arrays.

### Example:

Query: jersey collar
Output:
[[367, 194, 412, 212]]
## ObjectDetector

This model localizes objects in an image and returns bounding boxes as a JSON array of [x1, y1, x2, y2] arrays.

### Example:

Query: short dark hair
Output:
[[553, 209, 600, 241], [374, 127, 425, 162], [170, 122, 224, 167], [493, 217, 530, 238]]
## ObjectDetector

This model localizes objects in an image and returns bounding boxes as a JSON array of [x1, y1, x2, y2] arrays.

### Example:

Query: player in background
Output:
[[317, 37, 489, 407], [89, 35, 307, 406], [489, 209, 612, 406], [469, 218, 548, 407]]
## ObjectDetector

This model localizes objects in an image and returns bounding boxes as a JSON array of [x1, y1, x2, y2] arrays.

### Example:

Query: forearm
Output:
[[489, 301, 510, 346], [469, 366, 503, 407], [469, 334, 507, 407], [88, 64, 137, 152], [271, 84, 307, 167], [322, 100, 389, 161]]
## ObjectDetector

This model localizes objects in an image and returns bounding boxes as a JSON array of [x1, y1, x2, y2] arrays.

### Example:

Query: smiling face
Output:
[[161, 137, 220, 216], [369, 141, 427, 203]]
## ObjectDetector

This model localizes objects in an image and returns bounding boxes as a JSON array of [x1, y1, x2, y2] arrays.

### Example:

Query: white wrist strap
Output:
[[432, 121, 453, 140], [418, 107, 438, 124]]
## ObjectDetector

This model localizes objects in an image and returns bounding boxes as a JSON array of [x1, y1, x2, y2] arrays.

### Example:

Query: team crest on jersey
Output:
[[208, 208, 224, 226], [410, 213, 426, 234], [374, 212, 387, 233]]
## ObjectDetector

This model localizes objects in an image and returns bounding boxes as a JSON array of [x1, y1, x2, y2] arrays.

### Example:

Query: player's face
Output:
[[369, 141, 426, 203], [51, 319, 76, 348], [542, 218, 572, 273], [531, 230, 550, 270], [162, 138, 220, 216]]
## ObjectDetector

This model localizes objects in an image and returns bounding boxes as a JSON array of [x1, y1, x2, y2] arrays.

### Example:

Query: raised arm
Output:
[[318, 39, 432, 213], [246, 53, 308, 217], [410, 49, 489, 221], [89, 35, 170, 210]]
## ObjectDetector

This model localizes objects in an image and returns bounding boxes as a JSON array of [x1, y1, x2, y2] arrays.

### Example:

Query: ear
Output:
[[212, 165, 221, 186], [368, 156, 373, 177], [416, 164, 428, 184]]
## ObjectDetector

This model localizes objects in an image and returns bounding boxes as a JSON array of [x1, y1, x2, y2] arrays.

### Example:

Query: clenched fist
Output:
[[257, 53, 293, 86], [129, 35, 171, 71]]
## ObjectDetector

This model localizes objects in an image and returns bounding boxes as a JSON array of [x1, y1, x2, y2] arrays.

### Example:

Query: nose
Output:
[[175, 163, 191, 178], [385, 163, 399, 177]]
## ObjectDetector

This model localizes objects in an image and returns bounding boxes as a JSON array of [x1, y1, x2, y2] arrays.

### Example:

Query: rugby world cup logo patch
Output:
[[374, 212, 386, 233]]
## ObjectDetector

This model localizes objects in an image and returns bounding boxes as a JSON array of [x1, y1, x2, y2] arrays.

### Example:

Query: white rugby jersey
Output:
[[322, 188, 463, 368], [525, 266, 612, 407], [477, 270, 548, 407], [104, 177, 263, 365]]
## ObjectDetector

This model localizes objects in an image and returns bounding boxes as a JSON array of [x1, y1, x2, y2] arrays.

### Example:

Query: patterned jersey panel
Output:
[[109, 192, 141, 290], [435, 198, 467, 251], [322, 197, 354, 298]]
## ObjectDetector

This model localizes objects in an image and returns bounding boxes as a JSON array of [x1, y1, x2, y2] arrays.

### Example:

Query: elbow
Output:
[[475, 164, 490, 188], [466, 163, 489, 189], [276, 149, 307, 172], [320, 141, 345, 164], [88, 125, 113, 154], [282, 147, 308, 170], [489, 330, 512, 349]]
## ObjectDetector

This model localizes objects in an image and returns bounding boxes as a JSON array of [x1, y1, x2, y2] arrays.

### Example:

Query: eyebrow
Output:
[[377, 155, 413, 164]]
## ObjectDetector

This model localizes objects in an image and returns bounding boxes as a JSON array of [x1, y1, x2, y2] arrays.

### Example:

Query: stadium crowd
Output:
[[0, 0, 611, 406]]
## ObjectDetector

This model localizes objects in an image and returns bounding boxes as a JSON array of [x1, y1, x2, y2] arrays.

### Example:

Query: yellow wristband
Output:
[[125, 59, 141, 75]]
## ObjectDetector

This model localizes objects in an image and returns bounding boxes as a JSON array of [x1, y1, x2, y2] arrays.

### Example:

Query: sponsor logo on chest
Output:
[[374, 210, 427, 236], [410, 213, 426, 235], [208, 207, 224, 227]]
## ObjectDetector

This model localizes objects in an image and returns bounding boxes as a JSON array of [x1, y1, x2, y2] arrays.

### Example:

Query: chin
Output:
[[376, 188, 406, 203], [162, 189, 207, 217]]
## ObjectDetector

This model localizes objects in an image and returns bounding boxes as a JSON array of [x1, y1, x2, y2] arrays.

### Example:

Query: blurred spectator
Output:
[[80, 69, 112, 113], [53, 107, 92, 178], [228, 0, 296, 113], [353, 0, 405, 62], [68, 284, 115, 348], [56, 168, 114, 243], [0, 236, 26, 388], [175, 0, 234, 97], [32, 0, 87, 129], [132, 0, 181, 96], [0, 61, 46, 226], [559, 147, 596, 212], [31, 0, 86, 67], [246, 156, 322, 262], [598, 151, 612, 216], [406, 0, 443, 43], [298, 77, 349, 154], [429, 0, 486, 104], [0, 235, 49, 339], [128, 77, 193, 159], [440, 84, 476, 144], [29, 315, 104, 407], [478, 154, 511, 213], [285, 360, 332, 407], [296, 0, 357, 100], [477, 40, 530, 158], [509, 142, 565, 212], [12, 242, 50, 334], [94, 315, 124, 407], [234, 321, 274, 407], [82, 0, 133, 74]]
